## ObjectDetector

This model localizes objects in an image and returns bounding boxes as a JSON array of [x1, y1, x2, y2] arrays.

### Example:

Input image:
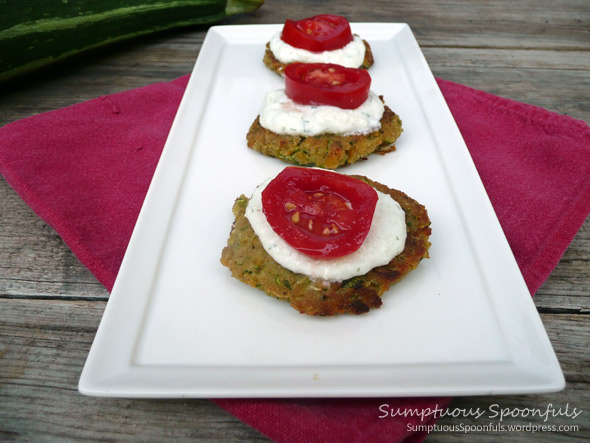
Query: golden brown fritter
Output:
[[263, 39, 375, 76], [246, 104, 402, 170], [220, 176, 431, 316]]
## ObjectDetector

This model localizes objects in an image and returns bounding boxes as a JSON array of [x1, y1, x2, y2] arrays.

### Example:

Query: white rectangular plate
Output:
[[79, 23, 564, 398]]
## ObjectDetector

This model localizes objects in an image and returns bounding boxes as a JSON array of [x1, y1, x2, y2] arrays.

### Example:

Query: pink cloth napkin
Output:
[[1, 74, 589, 442]]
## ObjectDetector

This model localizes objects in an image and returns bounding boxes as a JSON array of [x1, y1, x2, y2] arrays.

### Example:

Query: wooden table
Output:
[[1, 1, 588, 441]]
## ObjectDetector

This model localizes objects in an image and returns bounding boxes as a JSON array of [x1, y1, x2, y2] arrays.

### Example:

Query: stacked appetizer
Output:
[[247, 62, 402, 169], [220, 167, 431, 316], [222, 15, 429, 316], [263, 14, 374, 76]]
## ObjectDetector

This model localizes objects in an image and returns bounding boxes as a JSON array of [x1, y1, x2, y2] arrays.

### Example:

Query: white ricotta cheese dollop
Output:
[[245, 175, 407, 282], [259, 89, 384, 137], [269, 32, 366, 68]]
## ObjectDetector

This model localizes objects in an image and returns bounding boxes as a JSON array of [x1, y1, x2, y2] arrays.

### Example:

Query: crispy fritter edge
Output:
[[246, 104, 403, 170], [220, 176, 431, 316]]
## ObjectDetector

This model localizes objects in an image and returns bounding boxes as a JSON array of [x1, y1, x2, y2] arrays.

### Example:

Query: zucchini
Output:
[[0, 0, 264, 82]]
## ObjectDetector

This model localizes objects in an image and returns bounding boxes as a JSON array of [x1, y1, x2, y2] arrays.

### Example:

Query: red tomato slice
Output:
[[284, 62, 371, 109], [281, 14, 354, 52], [261, 167, 378, 258]]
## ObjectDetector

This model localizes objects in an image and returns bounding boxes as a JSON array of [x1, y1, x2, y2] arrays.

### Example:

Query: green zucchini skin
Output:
[[0, 0, 264, 82]]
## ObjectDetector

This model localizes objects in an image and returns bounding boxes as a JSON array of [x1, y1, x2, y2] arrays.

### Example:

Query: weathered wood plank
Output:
[[0, 299, 267, 442], [421, 47, 590, 119], [228, 0, 590, 49], [1, 299, 588, 441], [0, 178, 109, 300], [535, 219, 590, 313]]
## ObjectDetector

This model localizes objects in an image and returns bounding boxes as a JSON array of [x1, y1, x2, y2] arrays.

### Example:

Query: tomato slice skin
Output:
[[261, 167, 378, 259], [281, 14, 354, 52], [284, 62, 371, 110]]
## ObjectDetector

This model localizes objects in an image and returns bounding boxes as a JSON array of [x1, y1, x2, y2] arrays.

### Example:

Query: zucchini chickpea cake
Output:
[[246, 101, 402, 170], [252, 18, 401, 170], [220, 176, 431, 316]]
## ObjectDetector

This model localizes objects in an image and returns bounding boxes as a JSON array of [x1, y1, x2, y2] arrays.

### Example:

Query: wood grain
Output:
[[1, 0, 588, 441], [1, 299, 588, 440]]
